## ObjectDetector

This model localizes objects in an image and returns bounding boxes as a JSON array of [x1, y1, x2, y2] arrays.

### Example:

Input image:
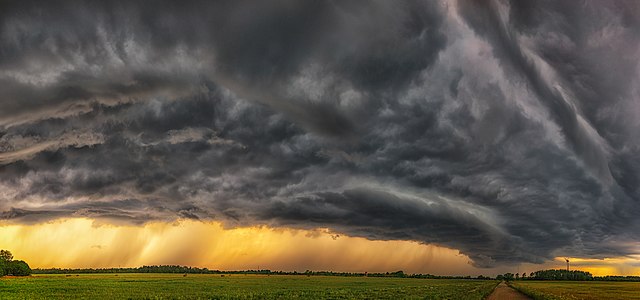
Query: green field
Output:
[[510, 281, 640, 300], [0, 274, 498, 299]]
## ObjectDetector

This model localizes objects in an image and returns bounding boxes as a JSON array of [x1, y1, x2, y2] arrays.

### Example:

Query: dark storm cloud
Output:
[[1, 0, 639, 267]]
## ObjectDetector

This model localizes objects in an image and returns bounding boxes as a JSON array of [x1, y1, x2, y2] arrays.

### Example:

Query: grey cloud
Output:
[[262, 188, 523, 267], [0, 130, 104, 164], [1, 0, 639, 267]]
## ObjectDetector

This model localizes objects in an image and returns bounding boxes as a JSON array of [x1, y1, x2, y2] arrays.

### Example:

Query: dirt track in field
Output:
[[486, 282, 531, 300]]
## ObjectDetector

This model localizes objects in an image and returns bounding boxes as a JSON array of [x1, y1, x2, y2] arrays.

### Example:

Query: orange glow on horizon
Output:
[[2, 218, 640, 276], [0, 218, 477, 275], [553, 257, 640, 277]]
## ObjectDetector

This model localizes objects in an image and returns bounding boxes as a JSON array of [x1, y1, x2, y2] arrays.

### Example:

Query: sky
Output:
[[0, 0, 639, 276]]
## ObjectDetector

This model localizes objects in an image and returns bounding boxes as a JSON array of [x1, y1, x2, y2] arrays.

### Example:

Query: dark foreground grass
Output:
[[0, 274, 498, 299], [510, 281, 640, 300]]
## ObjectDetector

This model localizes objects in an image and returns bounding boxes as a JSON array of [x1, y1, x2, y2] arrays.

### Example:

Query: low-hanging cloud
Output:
[[1, 0, 639, 267]]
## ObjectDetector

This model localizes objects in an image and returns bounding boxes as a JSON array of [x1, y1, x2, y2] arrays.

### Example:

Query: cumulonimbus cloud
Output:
[[1, 0, 639, 267]]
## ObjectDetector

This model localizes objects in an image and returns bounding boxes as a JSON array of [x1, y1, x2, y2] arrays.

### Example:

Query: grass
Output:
[[509, 281, 640, 300], [0, 274, 499, 299]]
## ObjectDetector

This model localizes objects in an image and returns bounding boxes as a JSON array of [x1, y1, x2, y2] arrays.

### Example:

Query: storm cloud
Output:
[[1, 0, 639, 267]]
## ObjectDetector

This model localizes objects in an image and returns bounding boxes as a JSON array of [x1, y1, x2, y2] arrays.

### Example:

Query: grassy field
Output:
[[510, 281, 640, 300], [0, 274, 498, 299]]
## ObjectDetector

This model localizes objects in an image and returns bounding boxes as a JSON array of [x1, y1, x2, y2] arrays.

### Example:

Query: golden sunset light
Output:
[[0, 218, 476, 274], [3, 218, 638, 278], [556, 257, 640, 277]]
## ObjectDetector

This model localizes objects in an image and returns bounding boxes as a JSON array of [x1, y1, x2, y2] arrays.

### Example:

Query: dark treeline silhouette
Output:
[[0, 250, 32, 276], [497, 269, 640, 282], [33, 266, 492, 279], [593, 276, 640, 282], [34, 265, 214, 274], [528, 269, 593, 280], [305, 270, 493, 280]]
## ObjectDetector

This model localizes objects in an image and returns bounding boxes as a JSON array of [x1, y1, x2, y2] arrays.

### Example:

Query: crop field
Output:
[[0, 274, 498, 299], [510, 281, 640, 300]]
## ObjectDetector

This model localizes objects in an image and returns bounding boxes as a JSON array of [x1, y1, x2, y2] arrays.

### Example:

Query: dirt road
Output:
[[485, 282, 531, 300]]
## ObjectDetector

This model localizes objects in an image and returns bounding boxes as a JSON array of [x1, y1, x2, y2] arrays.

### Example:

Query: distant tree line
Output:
[[498, 269, 592, 281], [593, 276, 640, 282], [0, 250, 32, 276], [304, 270, 493, 280], [528, 269, 593, 280], [30, 265, 640, 282], [497, 269, 640, 282], [33, 266, 304, 275], [33, 265, 214, 274], [32, 266, 493, 279]]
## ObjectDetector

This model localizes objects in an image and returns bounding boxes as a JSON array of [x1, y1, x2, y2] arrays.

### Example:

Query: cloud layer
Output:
[[1, 0, 639, 267]]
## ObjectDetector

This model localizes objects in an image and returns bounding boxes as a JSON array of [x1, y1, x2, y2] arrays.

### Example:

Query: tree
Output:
[[0, 260, 6, 276], [0, 249, 12, 276], [503, 273, 515, 281], [0, 249, 13, 262], [6, 260, 31, 276], [0, 249, 31, 277], [529, 269, 593, 281], [390, 271, 405, 278]]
